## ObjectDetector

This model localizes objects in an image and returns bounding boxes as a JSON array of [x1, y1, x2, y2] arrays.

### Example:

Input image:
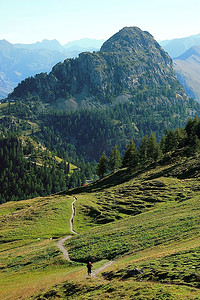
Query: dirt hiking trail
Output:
[[56, 196, 115, 276], [56, 197, 77, 261]]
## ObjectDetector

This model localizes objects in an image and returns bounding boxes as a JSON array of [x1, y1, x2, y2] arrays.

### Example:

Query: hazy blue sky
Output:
[[0, 0, 199, 44]]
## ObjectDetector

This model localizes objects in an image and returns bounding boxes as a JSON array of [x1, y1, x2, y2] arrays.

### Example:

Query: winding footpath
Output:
[[56, 196, 115, 277], [69, 197, 78, 235], [56, 197, 77, 262]]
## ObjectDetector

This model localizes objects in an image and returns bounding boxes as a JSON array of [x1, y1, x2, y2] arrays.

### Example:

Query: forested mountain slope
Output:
[[4, 27, 200, 160], [0, 133, 81, 203]]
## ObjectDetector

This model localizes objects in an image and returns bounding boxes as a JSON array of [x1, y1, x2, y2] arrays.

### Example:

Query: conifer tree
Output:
[[139, 135, 148, 164], [173, 128, 187, 148], [122, 140, 138, 170], [160, 134, 166, 154], [185, 116, 200, 151], [147, 132, 161, 162], [108, 145, 121, 172], [187, 134, 200, 155], [164, 130, 178, 153], [96, 152, 107, 178], [185, 116, 199, 138]]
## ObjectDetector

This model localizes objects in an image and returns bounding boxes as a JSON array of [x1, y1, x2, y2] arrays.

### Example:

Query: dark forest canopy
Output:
[[1, 93, 200, 162], [96, 115, 200, 176], [0, 132, 95, 204], [1, 115, 200, 204]]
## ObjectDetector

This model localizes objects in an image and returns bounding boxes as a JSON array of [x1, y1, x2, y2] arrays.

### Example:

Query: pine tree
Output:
[[160, 134, 166, 154], [147, 132, 161, 162], [164, 130, 178, 153], [108, 145, 121, 172], [122, 140, 138, 170], [139, 135, 148, 164], [172, 128, 186, 148], [187, 134, 200, 155], [185, 116, 199, 138], [185, 116, 200, 150], [96, 152, 107, 178]]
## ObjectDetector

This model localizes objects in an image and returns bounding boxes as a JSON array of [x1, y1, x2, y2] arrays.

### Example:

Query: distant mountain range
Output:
[[63, 38, 105, 51], [0, 39, 66, 99], [14, 38, 105, 52], [159, 33, 200, 102], [173, 46, 200, 101], [0, 38, 104, 99], [160, 33, 200, 58]]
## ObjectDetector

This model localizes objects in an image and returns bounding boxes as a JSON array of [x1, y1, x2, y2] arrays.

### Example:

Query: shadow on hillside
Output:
[[145, 158, 200, 181], [68, 169, 135, 194], [58, 161, 171, 197], [58, 168, 143, 196], [57, 153, 200, 197], [61, 165, 155, 196], [144, 163, 182, 181]]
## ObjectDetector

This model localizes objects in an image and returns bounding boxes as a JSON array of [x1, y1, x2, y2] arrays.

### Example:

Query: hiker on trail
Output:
[[87, 261, 92, 275]]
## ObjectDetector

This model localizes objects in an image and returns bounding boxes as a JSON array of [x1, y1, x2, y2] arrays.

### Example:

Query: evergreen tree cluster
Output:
[[1, 98, 200, 201], [38, 96, 199, 161], [2, 94, 199, 162], [0, 133, 88, 204], [97, 116, 200, 177]]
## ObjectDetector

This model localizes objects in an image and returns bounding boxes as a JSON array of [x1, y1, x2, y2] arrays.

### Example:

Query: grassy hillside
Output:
[[1, 153, 200, 299], [65, 196, 200, 261], [0, 195, 84, 300], [67, 153, 200, 231]]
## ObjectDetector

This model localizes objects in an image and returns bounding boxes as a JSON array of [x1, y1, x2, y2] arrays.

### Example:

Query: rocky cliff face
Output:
[[8, 27, 187, 108]]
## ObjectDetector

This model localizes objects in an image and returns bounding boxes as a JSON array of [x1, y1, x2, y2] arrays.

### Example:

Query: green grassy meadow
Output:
[[1, 155, 200, 299], [0, 195, 84, 299], [65, 196, 200, 262]]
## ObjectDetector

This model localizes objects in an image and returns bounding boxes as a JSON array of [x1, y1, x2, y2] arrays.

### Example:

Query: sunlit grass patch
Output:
[[0, 195, 74, 242], [31, 275, 200, 300], [65, 196, 200, 262], [102, 238, 200, 287], [0, 194, 83, 300], [0, 263, 83, 300], [71, 159, 200, 230]]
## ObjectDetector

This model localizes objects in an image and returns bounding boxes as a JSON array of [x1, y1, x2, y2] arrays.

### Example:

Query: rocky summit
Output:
[[8, 27, 188, 109]]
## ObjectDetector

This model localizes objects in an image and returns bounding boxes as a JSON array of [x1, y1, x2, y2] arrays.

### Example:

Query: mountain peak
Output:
[[14, 39, 64, 51], [64, 38, 105, 50], [0, 39, 13, 48], [100, 26, 154, 53], [8, 26, 181, 108], [176, 45, 200, 60], [40, 39, 62, 47]]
